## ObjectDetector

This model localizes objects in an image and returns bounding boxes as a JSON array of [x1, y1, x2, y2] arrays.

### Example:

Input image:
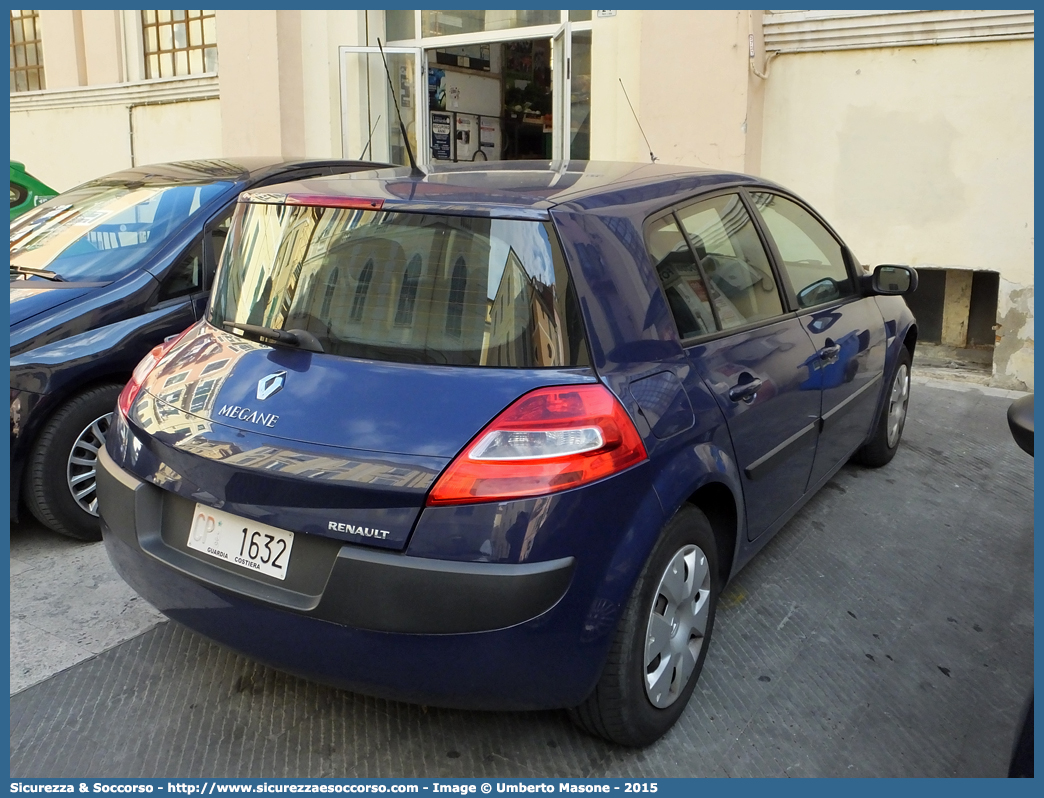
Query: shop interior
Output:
[[426, 38, 590, 162]]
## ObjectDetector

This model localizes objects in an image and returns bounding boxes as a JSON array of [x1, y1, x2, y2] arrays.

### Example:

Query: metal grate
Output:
[[141, 10, 217, 79], [10, 10, 44, 92]]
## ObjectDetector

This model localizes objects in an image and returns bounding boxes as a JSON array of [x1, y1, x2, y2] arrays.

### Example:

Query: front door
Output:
[[748, 191, 887, 488]]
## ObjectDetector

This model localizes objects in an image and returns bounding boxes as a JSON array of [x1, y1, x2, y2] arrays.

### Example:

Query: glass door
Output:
[[550, 21, 571, 162], [339, 46, 427, 166]]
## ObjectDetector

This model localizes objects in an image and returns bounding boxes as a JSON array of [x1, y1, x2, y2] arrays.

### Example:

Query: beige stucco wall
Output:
[[130, 99, 222, 167], [216, 10, 367, 159], [760, 41, 1034, 389], [300, 10, 367, 158], [11, 104, 131, 190], [590, 10, 763, 173], [11, 96, 222, 191]]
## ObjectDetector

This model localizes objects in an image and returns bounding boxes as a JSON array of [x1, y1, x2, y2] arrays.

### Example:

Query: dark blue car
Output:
[[10, 158, 382, 540], [96, 162, 917, 746]]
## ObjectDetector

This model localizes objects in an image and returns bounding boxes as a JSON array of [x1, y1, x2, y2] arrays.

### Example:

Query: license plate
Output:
[[187, 504, 294, 581]]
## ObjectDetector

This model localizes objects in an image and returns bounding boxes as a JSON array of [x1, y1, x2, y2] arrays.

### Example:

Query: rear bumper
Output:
[[98, 444, 574, 635], [97, 444, 605, 710]]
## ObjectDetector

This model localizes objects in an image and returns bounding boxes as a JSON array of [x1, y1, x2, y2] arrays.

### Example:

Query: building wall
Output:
[[10, 80, 222, 190], [131, 99, 222, 167], [759, 41, 1034, 389], [11, 103, 129, 190], [589, 10, 764, 174]]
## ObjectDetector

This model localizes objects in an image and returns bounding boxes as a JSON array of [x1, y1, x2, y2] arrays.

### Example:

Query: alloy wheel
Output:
[[67, 412, 112, 515], [643, 543, 712, 708], [886, 363, 910, 448]]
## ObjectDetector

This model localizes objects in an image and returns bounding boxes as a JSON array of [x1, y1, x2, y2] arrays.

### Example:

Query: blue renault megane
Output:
[[97, 161, 917, 746]]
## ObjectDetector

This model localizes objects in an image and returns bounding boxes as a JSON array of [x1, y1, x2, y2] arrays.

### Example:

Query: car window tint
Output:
[[158, 237, 203, 302], [204, 204, 236, 289], [750, 192, 853, 308], [9, 179, 231, 282], [211, 207, 589, 368], [675, 194, 783, 330], [646, 215, 716, 339]]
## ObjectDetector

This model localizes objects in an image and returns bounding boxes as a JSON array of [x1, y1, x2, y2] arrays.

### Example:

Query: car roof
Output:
[[75, 158, 386, 188], [242, 161, 780, 220]]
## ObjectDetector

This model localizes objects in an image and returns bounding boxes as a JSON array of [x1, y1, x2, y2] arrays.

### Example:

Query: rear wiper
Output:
[[11, 265, 64, 282], [222, 321, 324, 353]]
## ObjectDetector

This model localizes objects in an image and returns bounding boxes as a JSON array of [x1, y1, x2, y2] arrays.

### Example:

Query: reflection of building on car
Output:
[[237, 207, 571, 368], [9, 158, 385, 541]]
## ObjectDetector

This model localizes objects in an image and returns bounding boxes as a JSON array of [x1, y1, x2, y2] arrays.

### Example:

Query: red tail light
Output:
[[116, 329, 191, 417], [426, 384, 648, 506]]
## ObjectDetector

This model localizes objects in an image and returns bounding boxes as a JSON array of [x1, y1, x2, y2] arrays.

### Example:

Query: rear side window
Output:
[[209, 203, 589, 368], [646, 215, 716, 339], [749, 192, 853, 308], [648, 193, 786, 340], [675, 194, 783, 331]]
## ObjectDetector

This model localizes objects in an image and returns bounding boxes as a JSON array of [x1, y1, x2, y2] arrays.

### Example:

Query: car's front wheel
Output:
[[569, 505, 720, 747], [23, 383, 124, 541], [854, 346, 912, 467]]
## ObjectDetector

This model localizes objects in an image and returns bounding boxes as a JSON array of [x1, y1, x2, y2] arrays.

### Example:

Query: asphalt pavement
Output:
[[9, 376, 1034, 778]]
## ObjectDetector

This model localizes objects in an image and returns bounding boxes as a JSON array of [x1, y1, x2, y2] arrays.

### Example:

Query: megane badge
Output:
[[257, 371, 286, 401]]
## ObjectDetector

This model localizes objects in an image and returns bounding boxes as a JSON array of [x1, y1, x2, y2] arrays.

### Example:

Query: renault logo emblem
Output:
[[257, 371, 286, 401]]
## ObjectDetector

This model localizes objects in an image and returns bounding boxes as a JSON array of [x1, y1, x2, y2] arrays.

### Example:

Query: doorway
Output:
[[339, 26, 591, 165]]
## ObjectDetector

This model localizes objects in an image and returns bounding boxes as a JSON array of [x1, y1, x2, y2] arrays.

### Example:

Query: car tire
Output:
[[568, 504, 719, 747], [854, 346, 912, 468], [23, 383, 124, 542]]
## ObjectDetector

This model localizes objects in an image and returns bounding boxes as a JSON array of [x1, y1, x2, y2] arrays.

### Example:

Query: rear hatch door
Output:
[[129, 197, 593, 551]]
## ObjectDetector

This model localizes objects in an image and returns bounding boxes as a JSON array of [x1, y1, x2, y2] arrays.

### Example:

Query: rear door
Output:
[[747, 191, 886, 488], [650, 192, 822, 541]]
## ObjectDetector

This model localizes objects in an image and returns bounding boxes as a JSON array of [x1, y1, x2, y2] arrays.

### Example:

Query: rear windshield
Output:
[[208, 202, 589, 368]]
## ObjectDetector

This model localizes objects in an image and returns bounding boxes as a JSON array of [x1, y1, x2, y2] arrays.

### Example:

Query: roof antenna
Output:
[[376, 38, 425, 177], [619, 79, 657, 163], [359, 114, 381, 160]]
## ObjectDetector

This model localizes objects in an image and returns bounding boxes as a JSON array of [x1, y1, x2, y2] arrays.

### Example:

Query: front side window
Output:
[[675, 194, 784, 331], [210, 203, 589, 368], [10, 10, 44, 92], [142, 10, 217, 79], [750, 192, 853, 309]]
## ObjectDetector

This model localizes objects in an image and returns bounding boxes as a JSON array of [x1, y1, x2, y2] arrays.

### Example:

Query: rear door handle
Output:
[[728, 377, 763, 403]]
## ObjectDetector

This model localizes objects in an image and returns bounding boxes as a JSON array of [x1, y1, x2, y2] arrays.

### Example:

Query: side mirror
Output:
[[867, 264, 918, 296], [1007, 394, 1033, 457]]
